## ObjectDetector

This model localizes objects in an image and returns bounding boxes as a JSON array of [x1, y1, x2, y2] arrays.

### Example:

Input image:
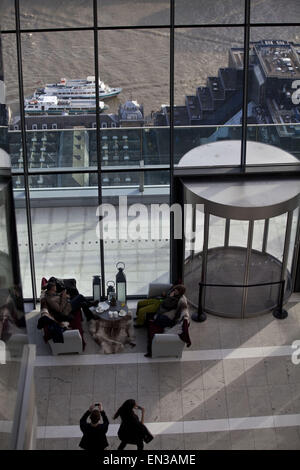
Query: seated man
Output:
[[43, 282, 97, 323], [134, 284, 186, 327], [144, 296, 191, 358]]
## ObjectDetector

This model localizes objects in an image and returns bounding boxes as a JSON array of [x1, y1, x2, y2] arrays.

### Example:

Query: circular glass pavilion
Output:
[[179, 141, 300, 318]]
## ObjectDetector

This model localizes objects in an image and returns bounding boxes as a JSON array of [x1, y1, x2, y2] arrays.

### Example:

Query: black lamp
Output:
[[92, 275, 101, 302], [106, 280, 116, 302], [116, 262, 126, 304]]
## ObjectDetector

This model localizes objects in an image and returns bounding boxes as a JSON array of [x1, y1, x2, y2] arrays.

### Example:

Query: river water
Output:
[[1, 0, 299, 119]]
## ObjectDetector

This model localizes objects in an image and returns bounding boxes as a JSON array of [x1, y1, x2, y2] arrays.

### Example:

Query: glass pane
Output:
[[21, 30, 94, 106], [0, 174, 27, 450], [8, 130, 23, 170], [0, 127, 9, 154], [28, 173, 101, 297], [266, 212, 287, 261], [101, 170, 170, 295], [184, 203, 204, 258], [245, 283, 281, 316], [251, 0, 300, 24], [184, 203, 193, 260], [246, 214, 292, 316], [98, 29, 170, 123], [246, 29, 300, 162], [208, 214, 226, 249], [8, 123, 170, 171], [0, 1, 15, 30], [1, 34, 20, 125], [252, 219, 264, 252], [20, 0, 93, 29], [98, 0, 170, 27], [175, 0, 244, 25], [288, 207, 299, 273], [100, 126, 170, 167], [12, 175, 32, 299], [174, 125, 242, 165], [20, 30, 96, 169], [229, 219, 249, 247], [174, 27, 244, 163], [194, 205, 205, 254]]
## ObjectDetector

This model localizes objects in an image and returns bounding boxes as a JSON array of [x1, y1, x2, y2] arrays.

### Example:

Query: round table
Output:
[[89, 301, 134, 351], [96, 300, 128, 322]]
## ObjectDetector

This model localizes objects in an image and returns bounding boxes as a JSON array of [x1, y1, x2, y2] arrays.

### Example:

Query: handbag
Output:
[[142, 424, 154, 443]]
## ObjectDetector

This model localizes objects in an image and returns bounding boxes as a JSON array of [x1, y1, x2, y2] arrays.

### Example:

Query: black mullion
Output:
[[93, 0, 105, 299], [11, 166, 170, 176], [11, 161, 300, 179], [3, 25, 170, 34], [173, 22, 300, 28], [170, 0, 175, 283], [3, 21, 300, 35], [241, 0, 251, 168], [14, 0, 37, 306]]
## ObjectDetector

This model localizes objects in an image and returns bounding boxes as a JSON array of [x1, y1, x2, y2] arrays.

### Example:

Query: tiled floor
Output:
[[28, 298, 300, 450]]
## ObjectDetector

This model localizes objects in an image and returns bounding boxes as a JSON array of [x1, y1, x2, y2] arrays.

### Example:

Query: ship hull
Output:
[[24, 108, 108, 116], [38, 88, 122, 100]]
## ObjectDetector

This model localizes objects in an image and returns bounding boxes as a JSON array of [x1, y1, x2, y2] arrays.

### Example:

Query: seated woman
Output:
[[134, 284, 186, 327], [43, 282, 97, 322], [144, 295, 191, 358]]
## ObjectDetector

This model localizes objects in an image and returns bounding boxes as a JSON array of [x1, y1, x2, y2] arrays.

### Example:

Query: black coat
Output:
[[79, 410, 109, 451], [117, 413, 145, 444]]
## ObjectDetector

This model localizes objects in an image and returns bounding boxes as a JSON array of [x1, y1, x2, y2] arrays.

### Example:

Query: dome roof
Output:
[[119, 100, 143, 120]]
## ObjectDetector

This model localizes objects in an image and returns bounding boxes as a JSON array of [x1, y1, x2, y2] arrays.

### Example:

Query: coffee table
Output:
[[89, 301, 134, 349], [92, 300, 128, 321]]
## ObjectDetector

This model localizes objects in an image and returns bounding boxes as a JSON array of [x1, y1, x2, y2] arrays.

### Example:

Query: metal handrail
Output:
[[193, 278, 287, 321]]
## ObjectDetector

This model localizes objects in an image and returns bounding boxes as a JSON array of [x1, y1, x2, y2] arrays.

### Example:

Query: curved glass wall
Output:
[[180, 141, 300, 318]]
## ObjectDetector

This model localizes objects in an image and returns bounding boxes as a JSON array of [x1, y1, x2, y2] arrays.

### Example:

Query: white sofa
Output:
[[147, 283, 187, 359]]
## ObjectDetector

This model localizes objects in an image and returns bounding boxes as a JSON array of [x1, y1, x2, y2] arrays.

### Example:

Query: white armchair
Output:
[[152, 332, 185, 359], [147, 283, 187, 359], [48, 329, 82, 355], [39, 304, 83, 355]]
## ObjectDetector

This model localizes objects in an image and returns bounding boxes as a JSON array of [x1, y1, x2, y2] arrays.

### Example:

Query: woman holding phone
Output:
[[113, 399, 152, 450]]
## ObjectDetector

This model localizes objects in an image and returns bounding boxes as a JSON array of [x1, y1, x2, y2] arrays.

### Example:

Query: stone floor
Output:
[[0, 359, 21, 449], [29, 298, 300, 450]]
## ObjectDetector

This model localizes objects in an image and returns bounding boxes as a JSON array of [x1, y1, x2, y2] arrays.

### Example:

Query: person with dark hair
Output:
[[144, 288, 191, 358], [134, 284, 186, 327], [43, 282, 97, 323], [114, 399, 151, 451], [79, 403, 109, 451]]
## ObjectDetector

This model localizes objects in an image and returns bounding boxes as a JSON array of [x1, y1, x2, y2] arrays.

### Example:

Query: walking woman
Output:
[[114, 399, 151, 450]]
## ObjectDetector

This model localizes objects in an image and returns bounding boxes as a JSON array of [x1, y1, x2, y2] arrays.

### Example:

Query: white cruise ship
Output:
[[24, 95, 108, 115], [34, 76, 122, 100]]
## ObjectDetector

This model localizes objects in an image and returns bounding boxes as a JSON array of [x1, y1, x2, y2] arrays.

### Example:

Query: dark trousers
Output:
[[117, 440, 144, 451], [146, 321, 164, 355], [70, 294, 93, 321]]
